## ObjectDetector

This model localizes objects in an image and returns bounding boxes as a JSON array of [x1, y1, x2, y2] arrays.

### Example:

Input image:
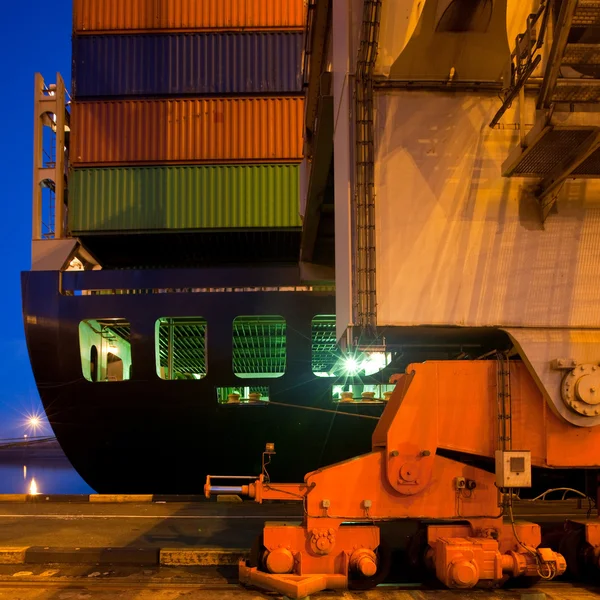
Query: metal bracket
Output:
[[551, 358, 578, 370]]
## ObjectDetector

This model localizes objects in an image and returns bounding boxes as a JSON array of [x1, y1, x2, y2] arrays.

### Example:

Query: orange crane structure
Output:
[[206, 361, 599, 596], [205, 0, 600, 594]]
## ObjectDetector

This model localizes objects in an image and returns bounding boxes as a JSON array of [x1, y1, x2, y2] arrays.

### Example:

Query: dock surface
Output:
[[0, 498, 598, 598], [0, 500, 303, 550]]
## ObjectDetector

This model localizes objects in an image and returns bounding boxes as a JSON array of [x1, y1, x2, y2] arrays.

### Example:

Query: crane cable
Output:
[[267, 400, 381, 420]]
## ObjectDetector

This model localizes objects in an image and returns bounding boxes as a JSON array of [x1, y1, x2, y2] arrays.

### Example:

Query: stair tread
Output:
[[563, 43, 600, 66], [573, 0, 600, 25]]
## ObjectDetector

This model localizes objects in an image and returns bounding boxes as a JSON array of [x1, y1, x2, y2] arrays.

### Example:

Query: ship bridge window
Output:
[[156, 317, 207, 380], [233, 316, 286, 378], [79, 319, 131, 382], [312, 315, 339, 377]]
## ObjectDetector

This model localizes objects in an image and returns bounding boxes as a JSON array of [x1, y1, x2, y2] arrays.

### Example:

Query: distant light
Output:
[[24, 412, 45, 437], [29, 478, 39, 495]]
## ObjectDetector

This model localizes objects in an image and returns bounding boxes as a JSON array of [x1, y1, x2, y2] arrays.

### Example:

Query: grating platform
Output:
[[505, 127, 600, 176], [562, 43, 600, 65], [503, 126, 600, 176], [553, 78, 600, 102]]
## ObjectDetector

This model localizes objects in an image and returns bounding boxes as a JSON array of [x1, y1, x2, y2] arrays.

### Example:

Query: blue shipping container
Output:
[[72, 32, 303, 98]]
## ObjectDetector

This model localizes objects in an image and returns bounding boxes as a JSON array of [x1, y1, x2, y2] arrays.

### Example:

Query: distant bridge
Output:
[[0, 436, 58, 450]]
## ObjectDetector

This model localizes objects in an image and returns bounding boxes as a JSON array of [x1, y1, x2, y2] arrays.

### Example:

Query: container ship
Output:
[[24, 0, 600, 494], [21, 0, 419, 493]]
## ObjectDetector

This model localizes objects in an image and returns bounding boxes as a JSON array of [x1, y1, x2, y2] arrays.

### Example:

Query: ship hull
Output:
[[21, 267, 381, 493]]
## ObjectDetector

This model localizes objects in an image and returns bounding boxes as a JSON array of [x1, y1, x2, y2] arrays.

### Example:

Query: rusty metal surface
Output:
[[73, 0, 305, 33], [70, 97, 303, 165]]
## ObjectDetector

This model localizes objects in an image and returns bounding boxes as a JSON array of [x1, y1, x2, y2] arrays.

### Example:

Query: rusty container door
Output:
[[70, 97, 304, 165]]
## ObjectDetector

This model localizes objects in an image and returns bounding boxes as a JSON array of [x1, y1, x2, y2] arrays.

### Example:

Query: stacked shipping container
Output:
[[69, 0, 305, 239]]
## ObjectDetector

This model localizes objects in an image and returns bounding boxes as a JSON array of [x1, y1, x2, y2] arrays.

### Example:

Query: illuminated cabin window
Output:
[[233, 316, 286, 378], [312, 315, 338, 377], [311, 315, 393, 379], [79, 319, 131, 382], [216, 386, 270, 404], [332, 383, 396, 403], [156, 318, 207, 380]]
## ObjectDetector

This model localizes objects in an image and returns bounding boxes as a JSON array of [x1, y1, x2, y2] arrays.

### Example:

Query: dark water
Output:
[[0, 443, 95, 494]]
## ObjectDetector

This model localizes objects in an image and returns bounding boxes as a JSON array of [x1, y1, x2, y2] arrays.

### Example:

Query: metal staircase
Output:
[[491, 0, 600, 220]]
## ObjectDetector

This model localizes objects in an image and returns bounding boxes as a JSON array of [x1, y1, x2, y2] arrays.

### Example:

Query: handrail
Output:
[[489, 0, 550, 127]]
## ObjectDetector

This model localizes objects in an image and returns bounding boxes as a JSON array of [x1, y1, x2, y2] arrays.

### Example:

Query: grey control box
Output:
[[494, 450, 532, 488]]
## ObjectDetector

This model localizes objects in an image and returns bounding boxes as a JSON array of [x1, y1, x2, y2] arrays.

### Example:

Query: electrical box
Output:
[[494, 450, 532, 488]]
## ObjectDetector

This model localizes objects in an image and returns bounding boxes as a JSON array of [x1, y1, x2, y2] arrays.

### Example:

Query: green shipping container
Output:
[[69, 164, 301, 233]]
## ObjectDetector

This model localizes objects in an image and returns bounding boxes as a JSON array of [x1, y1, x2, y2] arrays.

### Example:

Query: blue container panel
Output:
[[72, 32, 303, 97]]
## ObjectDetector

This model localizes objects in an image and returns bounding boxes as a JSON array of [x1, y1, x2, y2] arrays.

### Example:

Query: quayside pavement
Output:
[[0, 497, 598, 598]]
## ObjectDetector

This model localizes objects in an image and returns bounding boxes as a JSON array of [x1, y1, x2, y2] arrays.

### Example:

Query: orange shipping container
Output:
[[73, 0, 306, 33], [70, 97, 304, 166]]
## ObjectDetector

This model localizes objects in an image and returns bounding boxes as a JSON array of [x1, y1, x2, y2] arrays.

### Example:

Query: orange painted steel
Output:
[[239, 567, 347, 598], [203, 476, 306, 502], [70, 97, 304, 166], [73, 0, 306, 34], [221, 360, 594, 597]]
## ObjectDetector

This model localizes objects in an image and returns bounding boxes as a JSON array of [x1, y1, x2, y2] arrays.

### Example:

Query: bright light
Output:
[[24, 412, 44, 437], [362, 352, 390, 376], [343, 357, 360, 375], [29, 478, 39, 495]]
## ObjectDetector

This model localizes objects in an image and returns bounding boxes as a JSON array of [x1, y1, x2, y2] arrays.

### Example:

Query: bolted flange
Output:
[[561, 364, 600, 417], [310, 528, 336, 555]]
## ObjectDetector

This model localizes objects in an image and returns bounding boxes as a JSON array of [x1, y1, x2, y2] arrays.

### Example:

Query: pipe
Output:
[[209, 486, 245, 494], [353, 0, 382, 333]]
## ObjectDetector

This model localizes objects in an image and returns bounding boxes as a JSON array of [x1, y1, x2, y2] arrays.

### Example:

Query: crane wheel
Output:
[[348, 540, 392, 590], [248, 534, 266, 570], [559, 527, 586, 580]]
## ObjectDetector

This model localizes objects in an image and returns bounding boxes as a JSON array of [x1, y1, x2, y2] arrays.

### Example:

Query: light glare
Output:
[[343, 357, 360, 375]]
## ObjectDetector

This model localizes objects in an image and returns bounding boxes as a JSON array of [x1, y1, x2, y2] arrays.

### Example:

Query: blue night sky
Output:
[[0, 2, 72, 439]]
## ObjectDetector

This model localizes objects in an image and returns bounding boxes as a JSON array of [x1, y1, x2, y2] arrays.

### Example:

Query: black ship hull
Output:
[[21, 267, 382, 493]]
